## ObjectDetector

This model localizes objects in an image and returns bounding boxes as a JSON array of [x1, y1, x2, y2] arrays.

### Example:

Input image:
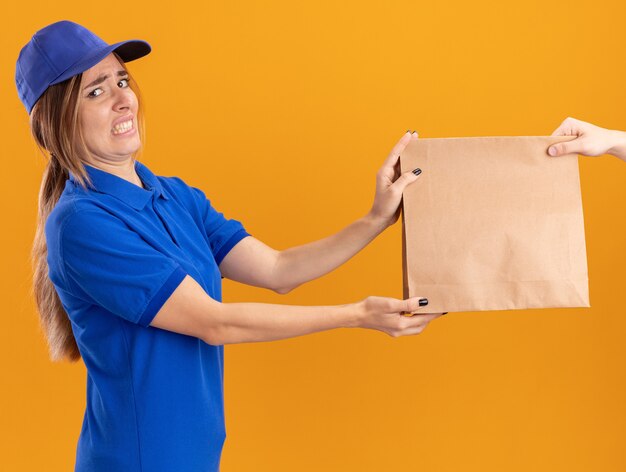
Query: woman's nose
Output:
[[112, 87, 133, 111]]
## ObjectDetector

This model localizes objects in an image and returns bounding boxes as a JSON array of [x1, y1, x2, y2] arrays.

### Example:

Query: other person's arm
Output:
[[548, 116, 626, 163]]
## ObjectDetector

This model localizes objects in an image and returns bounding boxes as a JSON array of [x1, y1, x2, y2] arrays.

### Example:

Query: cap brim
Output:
[[49, 39, 151, 86], [111, 39, 151, 63]]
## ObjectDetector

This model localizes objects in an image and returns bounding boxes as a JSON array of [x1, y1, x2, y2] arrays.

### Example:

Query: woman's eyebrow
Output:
[[83, 70, 128, 90]]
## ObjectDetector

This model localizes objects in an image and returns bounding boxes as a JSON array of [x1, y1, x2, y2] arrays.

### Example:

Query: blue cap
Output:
[[15, 20, 151, 115]]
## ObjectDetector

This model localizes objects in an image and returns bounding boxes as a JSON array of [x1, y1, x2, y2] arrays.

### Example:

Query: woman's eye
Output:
[[87, 77, 130, 98]]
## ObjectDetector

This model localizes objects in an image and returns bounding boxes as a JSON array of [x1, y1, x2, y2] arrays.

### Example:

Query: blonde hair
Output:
[[29, 52, 146, 362]]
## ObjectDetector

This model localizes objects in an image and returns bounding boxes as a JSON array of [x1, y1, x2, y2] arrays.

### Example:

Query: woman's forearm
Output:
[[211, 301, 358, 345], [273, 213, 388, 293]]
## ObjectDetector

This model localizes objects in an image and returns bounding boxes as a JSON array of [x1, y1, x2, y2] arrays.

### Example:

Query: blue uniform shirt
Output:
[[45, 159, 250, 472]]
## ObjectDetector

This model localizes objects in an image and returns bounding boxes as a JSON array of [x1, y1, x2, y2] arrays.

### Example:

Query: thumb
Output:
[[391, 167, 422, 193], [548, 140, 579, 157]]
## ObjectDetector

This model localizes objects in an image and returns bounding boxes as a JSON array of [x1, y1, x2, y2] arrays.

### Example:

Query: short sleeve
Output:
[[187, 185, 251, 266], [56, 210, 188, 326]]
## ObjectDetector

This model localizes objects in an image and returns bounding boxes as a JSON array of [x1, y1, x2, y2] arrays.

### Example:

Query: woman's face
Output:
[[77, 53, 141, 164]]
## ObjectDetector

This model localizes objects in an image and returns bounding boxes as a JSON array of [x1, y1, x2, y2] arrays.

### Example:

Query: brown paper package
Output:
[[400, 136, 590, 313]]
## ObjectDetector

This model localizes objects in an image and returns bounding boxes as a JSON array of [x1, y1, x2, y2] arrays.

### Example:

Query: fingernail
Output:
[[406, 130, 411, 134], [412, 130, 416, 134], [548, 146, 557, 156], [412, 168, 422, 176], [419, 298, 428, 306]]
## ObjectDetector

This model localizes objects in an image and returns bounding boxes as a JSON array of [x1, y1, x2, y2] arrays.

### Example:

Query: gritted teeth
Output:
[[112, 120, 133, 134]]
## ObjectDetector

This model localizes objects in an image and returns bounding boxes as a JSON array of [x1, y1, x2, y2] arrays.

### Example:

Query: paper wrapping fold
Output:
[[400, 136, 590, 313]]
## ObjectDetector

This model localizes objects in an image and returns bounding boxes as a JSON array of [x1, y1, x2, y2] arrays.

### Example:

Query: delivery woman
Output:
[[16, 20, 443, 471]]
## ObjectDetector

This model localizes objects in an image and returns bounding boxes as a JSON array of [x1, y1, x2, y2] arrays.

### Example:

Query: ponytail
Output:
[[31, 154, 81, 361]]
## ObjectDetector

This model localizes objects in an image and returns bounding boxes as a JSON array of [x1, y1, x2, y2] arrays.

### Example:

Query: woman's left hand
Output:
[[367, 130, 422, 228]]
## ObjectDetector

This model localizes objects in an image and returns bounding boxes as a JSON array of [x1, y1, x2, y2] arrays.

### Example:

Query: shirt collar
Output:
[[68, 160, 169, 210]]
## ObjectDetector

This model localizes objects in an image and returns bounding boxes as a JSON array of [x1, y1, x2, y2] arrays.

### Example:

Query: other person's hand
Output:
[[548, 117, 626, 163]]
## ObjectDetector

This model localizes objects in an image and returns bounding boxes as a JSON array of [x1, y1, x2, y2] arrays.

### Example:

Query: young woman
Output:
[[16, 20, 443, 471]]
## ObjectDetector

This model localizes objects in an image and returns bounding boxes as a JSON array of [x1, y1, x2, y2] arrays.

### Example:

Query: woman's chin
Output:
[[107, 138, 141, 155]]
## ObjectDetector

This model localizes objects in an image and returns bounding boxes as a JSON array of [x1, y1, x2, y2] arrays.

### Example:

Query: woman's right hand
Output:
[[548, 117, 626, 162], [353, 296, 445, 337]]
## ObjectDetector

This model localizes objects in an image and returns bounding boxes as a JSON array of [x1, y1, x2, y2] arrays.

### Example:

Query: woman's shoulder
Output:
[[157, 174, 197, 197], [45, 193, 111, 241], [157, 174, 212, 211]]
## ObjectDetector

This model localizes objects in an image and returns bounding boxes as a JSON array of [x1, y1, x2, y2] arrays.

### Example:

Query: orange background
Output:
[[2, 1, 626, 470]]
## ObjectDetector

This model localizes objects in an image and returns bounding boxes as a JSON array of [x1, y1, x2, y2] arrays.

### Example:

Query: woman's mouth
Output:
[[112, 120, 136, 136]]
